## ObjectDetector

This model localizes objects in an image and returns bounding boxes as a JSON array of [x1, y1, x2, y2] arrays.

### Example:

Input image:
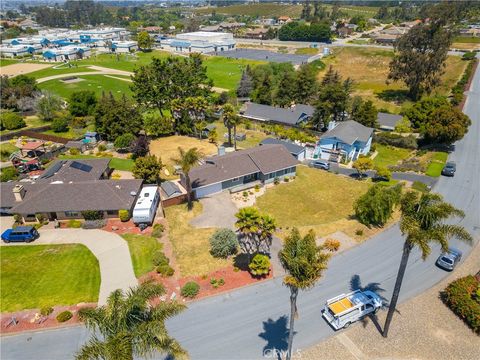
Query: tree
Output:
[[172, 147, 202, 210], [376, 5, 389, 20], [143, 110, 174, 137], [352, 156, 374, 177], [76, 281, 186, 360], [275, 70, 296, 107], [51, 116, 69, 133], [278, 21, 331, 42], [375, 166, 392, 181], [253, 71, 273, 105], [1, 75, 38, 110], [294, 64, 318, 105], [278, 228, 330, 360], [403, 96, 449, 130], [236, 68, 253, 98], [209, 228, 238, 258], [354, 184, 402, 227], [132, 155, 163, 184], [114, 133, 135, 150], [383, 191, 473, 337], [422, 105, 471, 145], [131, 134, 149, 159], [350, 98, 378, 128], [394, 118, 412, 133], [208, 128, 218, 144], [0, 111, 25, 130], [69, 90, 97, 117], [35, 91, 63, 121], [388, 22, 452, 100], [222, 103, 238, 148], [137, 31, 153, 51], [235, 207, 276, 256]]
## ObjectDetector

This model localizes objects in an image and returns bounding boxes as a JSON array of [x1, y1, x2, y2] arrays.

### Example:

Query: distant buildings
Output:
[[162, 31, 235, 54], [371, 20, 421, 44]]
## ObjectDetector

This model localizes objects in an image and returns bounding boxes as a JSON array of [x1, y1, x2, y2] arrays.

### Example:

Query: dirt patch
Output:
[[0, 63, 52, 77]]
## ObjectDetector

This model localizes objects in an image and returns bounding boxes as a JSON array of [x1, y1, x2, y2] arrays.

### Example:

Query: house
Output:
[[337, 24, 358, 38], [242, 27, 270, 39], [314, 121, 374, 163], [65, 140, 88, 153], [277, 16, 292, 25], [377, 112, 403, 131], [240, 102, 314, 127], [185, 144, 299, 198], [260, 138, 306, 161]]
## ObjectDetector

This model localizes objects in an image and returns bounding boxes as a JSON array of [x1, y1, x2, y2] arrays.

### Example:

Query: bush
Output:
[[374, 166, 392, 181], [441, 275, 480, 334], [69, 147, 80, 155], [181, 281, 200, 298], [284, 176, 289, 182], [355, 229, 364, 236], [114, 133, 135, 150], [389, 157, 425, 173], [156, 264, 175, 277], [152, 251, 169, 267], [81, 220, 107, 229], [209, 228, 238, 258], [210, 277, 225, 289], [56, 310, 73, 322], [81, 210, 104, 221], [323, 238, 341, 252], [0, 167, 18, 182], [51, 117, 69, 133], [354, 184, 402, 227], [152, 223, 165, 238], [98, 144, 107, 152], [462, 51, 476, 61], [0, 111, 26, 130], [374, 133, 418, 149], [254, 184, 260, 192], [40, 306, 54, 316], [67, 219, 82, 228], [274, 177, 280, 185], [118, 209, 130, 222], [248, 254, 270, 277]]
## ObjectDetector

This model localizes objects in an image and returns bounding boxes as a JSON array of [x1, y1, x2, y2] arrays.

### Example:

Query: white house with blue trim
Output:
[[314, 120, 374, 163], [0, 44, 42, 58], [43, 46, 91, 62], [111, 41, 138, 53], [165, 31, 235, 54]]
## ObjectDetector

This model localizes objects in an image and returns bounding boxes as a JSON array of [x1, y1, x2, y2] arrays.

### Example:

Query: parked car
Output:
[[1, 226, 39, 243], [436, 247, 462, 271], [310, 160, 330, 171], [441, 162, 456, 177]]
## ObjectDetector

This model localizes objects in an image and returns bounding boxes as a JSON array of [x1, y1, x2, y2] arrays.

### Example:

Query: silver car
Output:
[[436, 247, 462, 271]]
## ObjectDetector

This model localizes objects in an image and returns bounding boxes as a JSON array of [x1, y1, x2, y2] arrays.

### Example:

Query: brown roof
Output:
[[21, 141, 45, 151]]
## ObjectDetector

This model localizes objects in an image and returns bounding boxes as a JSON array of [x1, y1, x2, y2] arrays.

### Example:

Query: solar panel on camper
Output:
[[70, 161, 92, 173]]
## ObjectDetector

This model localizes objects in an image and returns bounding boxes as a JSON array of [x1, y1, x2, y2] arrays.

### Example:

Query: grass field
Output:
[[165, 202, 228, 277], [204, 56, 264, 90], [58, 154, 134, 171], [0, 244, 100, 312], [0, 58, 20, 66], [295, 47, 319, 55], [122, 234, 163, 277], [373, 144, 412, 168]]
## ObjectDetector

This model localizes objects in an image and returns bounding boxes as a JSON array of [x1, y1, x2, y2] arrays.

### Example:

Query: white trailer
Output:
[[132, 186, 160, 225], [322, 290, 382, 330]]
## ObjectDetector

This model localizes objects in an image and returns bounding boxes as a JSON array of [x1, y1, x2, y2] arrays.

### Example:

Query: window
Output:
[[65, 211, 80, 218], [232, 177, 239, 182]]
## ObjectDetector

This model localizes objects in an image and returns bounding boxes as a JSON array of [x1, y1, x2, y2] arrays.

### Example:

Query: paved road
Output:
[[2, 61, 479, 359], [1, 229, 137, 306]]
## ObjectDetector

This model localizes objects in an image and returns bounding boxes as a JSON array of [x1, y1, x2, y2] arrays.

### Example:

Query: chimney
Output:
[[13, 184, 25, 202], [328, 121, 337, 131]]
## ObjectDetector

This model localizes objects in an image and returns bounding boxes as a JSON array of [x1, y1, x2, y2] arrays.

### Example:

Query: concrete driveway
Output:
[[190, 192, 237, 229], [1, 228, 137, 305]]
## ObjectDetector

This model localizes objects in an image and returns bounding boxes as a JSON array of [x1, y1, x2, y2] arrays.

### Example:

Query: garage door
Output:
[[194, 183, 223, 199]]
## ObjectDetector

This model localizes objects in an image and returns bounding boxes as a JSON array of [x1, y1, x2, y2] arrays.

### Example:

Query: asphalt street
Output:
[[2, 59, 479, 360]]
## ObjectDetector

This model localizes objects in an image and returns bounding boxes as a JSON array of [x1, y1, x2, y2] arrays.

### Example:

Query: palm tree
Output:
[[172, 147, 203, 210], [76, 281, 186, 360], [258, 214, 277, 254], [222, 103, 238, 148], [383, 191, 473, 337], [278, 228, 330, 360], [235, 206, 261, 256]]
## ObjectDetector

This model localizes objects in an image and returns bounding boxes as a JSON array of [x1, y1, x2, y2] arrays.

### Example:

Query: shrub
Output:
[[152, 223, 165, 238], [248, 254, 270, 277], [355, 229, 364, 236], [181, 281, 200, 298], [254, 184, 260, 192], [274, 177, 280, 185], [40, 306, 54, 316], [323, 238, 341, 252], [209, 228, 238, 258], [354, 184, 402, 227], [1, 167, 18, 182], [67, 219, 82, 228], [389, 157, 425, 173], [51, 117, 69, 133], [114, 133, 135, 150], [462, 51, 476, 61], [156, 264, 175, 277], [0, 111, 26, 130], [375, 166, 392, 181], [284, 176, 289, 182], [81, 210, 104, 221], [118, 209, 130, 222], [69, 148, 80, 155], [13, 213, 23, 224], [210, 277, 225, 289], [441, 275, 480, 334], [98, 144, 107, 152], [374, 133, 418, 149], [56, 310, 73, 322], [242, 191, 248, 197], [35, 213, 47, 223], [152, 251, 169, 267], [412, 181, 430, 193]]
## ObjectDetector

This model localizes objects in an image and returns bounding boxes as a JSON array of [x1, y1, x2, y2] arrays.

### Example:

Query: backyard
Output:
[[0, 244, 100, 312], [373, 144, 412, 168], [0, 115, 46, 136], [122, 234, 163, 278], [58, 154, 134, 171]]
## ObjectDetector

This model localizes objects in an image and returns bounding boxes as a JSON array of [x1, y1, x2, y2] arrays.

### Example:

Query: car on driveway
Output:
[[1, 226, 39, 243], [436, 247, 462, 271], [441, 162, 456, 177], [309, 160, 330, 171]]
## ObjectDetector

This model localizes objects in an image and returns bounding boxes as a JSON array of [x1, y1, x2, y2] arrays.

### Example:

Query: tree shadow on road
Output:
[[258, 315, 292, 360]]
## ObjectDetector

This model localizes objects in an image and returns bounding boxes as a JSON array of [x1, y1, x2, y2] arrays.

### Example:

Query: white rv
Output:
[[322, 290, 382, 330], [132, 186, 160, 225]]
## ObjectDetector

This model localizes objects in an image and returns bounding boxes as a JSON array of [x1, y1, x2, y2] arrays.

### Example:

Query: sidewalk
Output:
[[301, 241, 480, 360]]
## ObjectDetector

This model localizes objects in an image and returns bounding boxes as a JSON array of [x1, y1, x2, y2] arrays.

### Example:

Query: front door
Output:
[[49, 212, 57, 221]]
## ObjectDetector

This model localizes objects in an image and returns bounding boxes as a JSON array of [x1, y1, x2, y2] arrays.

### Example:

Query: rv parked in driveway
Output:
[[132, 186, 160, 225], [322, 290, 383, 330]]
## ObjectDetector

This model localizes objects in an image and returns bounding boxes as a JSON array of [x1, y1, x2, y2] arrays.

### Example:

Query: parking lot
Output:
[[211, 49, 312, 65]]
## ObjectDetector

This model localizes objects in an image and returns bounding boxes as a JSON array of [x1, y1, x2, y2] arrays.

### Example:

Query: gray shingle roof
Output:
[[377, 112, 403, 130], [0, 182, 48, 209], [161, 181, 182, 198], [260, 138, 305, 156], [189, 144, 298, 189], [240, 103, 314, 126], [38, 159, 110, 182], [321, 121, 374, 145]]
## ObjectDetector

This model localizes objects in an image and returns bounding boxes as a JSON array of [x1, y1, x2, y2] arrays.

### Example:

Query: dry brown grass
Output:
[[164, 202, 229, 277]]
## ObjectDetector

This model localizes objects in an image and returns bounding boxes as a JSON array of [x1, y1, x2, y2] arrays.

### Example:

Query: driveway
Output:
[[189, 192, 237, 229], [1, 228, 137, 305]]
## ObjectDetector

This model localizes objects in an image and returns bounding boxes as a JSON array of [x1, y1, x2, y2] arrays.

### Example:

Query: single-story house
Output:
[[65, 140, 88, 153], [314, 120, 374, 163], [377, 112, 403, 131], [260, 138, 306, 161], [239, 102, 314, 127], [160, 180, 187, 207], [185, 144, 299, 198]]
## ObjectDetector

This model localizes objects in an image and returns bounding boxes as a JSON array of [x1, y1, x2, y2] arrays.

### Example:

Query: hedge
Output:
[[374, 132, 418, 149], [451, 60, 477, 106], [441, 275, 480, 334]]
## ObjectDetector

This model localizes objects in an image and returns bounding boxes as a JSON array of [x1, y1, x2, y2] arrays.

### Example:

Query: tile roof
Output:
[[321, 121, 374, 145], [240, 103, 314, 126]]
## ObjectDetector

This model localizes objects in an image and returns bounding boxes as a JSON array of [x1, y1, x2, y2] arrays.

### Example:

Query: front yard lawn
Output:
[[122, 234, 163, 277], [0, 244, 100, 312], [373, 144, 412, 168], [425, 151, 448, 177], [164, 203, 229, 277]]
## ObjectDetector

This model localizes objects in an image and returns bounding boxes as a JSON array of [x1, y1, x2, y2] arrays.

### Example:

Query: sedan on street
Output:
[[436, 247, 462, 271], [441, 161, 456, 177]]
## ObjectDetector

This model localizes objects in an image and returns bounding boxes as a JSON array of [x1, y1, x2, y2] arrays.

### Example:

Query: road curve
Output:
[[1, 60, 479, 360]]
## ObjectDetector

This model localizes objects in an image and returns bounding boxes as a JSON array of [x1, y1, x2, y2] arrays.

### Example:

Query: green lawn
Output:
[[295, 47, 319, 55], [1, 244, 100, 312], [453, 36, 480, 44], [425, 151, 448, 177], [204, 56, 265, 90], [0, 142, 19, 161], [0, 116, 46, 136], [122, 234, 163, 277], [0, 58, 20, 66], [58, 154, 134, 171], [373, 144, 412, 168], [43, 123, 95, 140]]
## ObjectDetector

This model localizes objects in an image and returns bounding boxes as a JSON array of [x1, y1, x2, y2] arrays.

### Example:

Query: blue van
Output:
[[1, 226, 39, 243]]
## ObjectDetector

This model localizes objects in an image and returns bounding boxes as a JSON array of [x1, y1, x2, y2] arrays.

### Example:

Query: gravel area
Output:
[[302, 241, 480, 360]]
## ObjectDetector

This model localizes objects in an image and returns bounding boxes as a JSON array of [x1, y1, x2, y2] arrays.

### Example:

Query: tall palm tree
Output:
[[222, 103, 238, 148], [172, 147, 203, 211], [383, 191, 473, 337], [235, 206, 261, 256], [258, 214, 277, 254], [76, 281, 186, 360], [278, 228, 330, 360]]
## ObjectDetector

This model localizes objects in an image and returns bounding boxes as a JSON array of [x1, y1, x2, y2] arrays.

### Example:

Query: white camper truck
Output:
[[132, 186, 160, 225], [322, 290, 382, 330]]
